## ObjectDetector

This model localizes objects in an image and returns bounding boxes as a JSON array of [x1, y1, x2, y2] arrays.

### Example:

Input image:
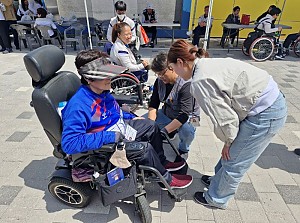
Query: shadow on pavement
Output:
[[256, 142, 300, 174]]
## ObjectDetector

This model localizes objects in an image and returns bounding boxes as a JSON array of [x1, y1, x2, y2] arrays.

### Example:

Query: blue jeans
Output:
[[205, 92, 287, 208], [156, 109, 196, 153]]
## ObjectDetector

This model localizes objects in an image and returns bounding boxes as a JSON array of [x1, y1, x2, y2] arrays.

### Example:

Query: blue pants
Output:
[[155, 109, 196, 153], [205, 92, 287, 208]]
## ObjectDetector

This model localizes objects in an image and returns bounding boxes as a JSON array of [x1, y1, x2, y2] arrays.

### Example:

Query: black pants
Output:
[[8, 21, 21, 49], [220, 28, 238, 47], [283, 33, 300, 48], [0, 20, 12, 50], [192, 25, 206, 46], [126, 119, 172, 183], [143, 26, 157, 43]]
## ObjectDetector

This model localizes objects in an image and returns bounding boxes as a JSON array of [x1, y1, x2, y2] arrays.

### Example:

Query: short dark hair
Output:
[[111, 22, 131, 43], [204, 5, 209, 10], [233, 6, 240, 12], [115, 1, 126, 11], [151, 52, 168, 73], [270, 7, 281, 16], [75, 49, 109, 85], [37, 8, 47, 18], [269, 5, 276, 9]]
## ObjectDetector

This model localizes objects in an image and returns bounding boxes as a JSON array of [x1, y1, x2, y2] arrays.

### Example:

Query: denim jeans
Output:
[[205, 92, 287, 208], [156, 109, 196, 153]]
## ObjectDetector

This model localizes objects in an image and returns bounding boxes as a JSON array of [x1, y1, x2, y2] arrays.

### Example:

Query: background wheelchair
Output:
[[242, 33, 300, 62], [23, 45, 187, 223]]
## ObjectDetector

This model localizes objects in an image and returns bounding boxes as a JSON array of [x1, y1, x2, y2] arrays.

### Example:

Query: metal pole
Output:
[[277, 0, 287, 24], [203, 0, 213, 50], [84, 0, 93, 49], [191, 0, 198, 30]]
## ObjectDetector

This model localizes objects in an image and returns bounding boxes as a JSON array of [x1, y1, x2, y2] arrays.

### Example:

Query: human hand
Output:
[[221, 143, 231, 160], [142, 60, 149, 67], [278, 26, 283, 32], [133, 117, 145, 120]]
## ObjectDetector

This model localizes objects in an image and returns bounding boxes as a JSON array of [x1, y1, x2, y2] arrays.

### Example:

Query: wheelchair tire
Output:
[[249, 37, 274, 62], [136, 195, 152, 223], [293, 39, 300, 57], [48, 177, 92, 208], [241, 40, 249, 56], [111, 74, 140, 112]]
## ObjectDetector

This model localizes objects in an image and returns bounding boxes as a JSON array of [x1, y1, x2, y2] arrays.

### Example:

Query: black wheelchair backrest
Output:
[[23, 45, 81, 157]]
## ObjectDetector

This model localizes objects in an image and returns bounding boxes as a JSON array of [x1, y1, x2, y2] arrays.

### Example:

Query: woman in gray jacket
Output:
[[167, 39, 287, 209]]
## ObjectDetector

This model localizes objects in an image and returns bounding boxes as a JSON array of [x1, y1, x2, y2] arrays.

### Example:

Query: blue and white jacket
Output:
[[61, 85, 135, 154], [110, 38, 144, 72]]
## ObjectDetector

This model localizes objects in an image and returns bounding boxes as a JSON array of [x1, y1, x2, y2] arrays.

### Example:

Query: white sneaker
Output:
[[275, 55, 285, 60], [228, 43, 233, 48]]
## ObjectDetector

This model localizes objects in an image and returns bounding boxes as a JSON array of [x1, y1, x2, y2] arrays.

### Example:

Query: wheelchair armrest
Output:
[[94, 143, 117, 153], [114, 94, 141, 105]]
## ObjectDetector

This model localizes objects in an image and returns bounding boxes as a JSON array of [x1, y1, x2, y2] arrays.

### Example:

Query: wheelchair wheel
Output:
[[250, 37, 274, 62], [136, 195, 152, 223], [111, 74, 140, 111], [293, 39, 300, 57], [241, 40, 249, 56], [48, 177, 92, 208]]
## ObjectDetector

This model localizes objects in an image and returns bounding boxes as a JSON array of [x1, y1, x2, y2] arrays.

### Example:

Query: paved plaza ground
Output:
[[0, 42, 299, 223]]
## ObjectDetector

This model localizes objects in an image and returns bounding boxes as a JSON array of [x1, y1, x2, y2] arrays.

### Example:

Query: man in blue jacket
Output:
[[61, 49, 193, 189]]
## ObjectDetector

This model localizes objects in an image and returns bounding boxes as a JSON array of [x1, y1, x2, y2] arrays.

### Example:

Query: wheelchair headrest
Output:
[[23, 45, 65, 83]]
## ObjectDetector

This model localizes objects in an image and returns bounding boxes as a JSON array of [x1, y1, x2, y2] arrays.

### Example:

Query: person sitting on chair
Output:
[[275, 29, 300, 59], [110, 22, 149, 82], [142, 3, 157, 48], [61, 49, 193, 190], [255, 7, 283, 60], [29, 0, 46, 16], [220, 6, 241, 48], [34, 8, 62, 48], [192, 5, 213, 47], [17, 0, 30, 21], [256, 5, 276, 24], [148, 52, 200, 155]]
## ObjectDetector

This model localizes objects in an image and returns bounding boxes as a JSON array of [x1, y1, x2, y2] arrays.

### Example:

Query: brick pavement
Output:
[[0, 46, 299, 223]]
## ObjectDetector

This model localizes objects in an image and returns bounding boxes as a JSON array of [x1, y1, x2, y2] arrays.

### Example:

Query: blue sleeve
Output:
[[122, 111, 136, 120], [61, 107, 116, 155]]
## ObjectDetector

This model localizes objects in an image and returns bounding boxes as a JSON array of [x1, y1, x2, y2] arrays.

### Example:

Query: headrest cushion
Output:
[[23, 45, 65, 82]]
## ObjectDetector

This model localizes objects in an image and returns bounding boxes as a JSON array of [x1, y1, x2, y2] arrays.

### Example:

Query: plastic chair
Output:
[[36, 25, 63, 48], [10, 24, 40, 51], [63, 23, 85, 53]]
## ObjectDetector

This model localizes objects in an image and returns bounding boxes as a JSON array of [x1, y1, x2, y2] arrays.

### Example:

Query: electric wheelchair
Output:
[[23, 45, 187, 223]]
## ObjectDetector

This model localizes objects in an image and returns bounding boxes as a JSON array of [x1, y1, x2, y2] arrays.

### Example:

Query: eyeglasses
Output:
[[155, 66, 172, 78]]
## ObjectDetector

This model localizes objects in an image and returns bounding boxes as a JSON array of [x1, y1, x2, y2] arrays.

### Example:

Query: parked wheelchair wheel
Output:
[[111, 74, 140, 111], [136, 195, 152, 223], [241, 40, 249, 56], [250, 37, 274, 62], [48, 177, 92, 208], [293, 39, 300, 57]]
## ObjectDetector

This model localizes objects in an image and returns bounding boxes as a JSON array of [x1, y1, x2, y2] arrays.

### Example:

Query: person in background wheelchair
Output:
[[148, 52, 199, 155], [61, 49, 193, 189], [142, 3, 157, 48], [275, 30, 300, 59], [256, 5, 276, 24], [110, 22, 149, 83], [256, 7, 283, 59]]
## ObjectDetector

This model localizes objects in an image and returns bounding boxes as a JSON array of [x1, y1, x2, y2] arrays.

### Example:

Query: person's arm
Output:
[[164, 83, 192, 133], [263, 21, 279, 34], [225, 14, 232, 23], [61, 108, 116, 155], [50, 21, 57, 30], [190, 75, 239, 145], [117, 48, 144, 71], [107, 19, 114, 43], [129, 19, 136, 42], [122, 111, 136, 120], [148, 79, 160, 120]]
